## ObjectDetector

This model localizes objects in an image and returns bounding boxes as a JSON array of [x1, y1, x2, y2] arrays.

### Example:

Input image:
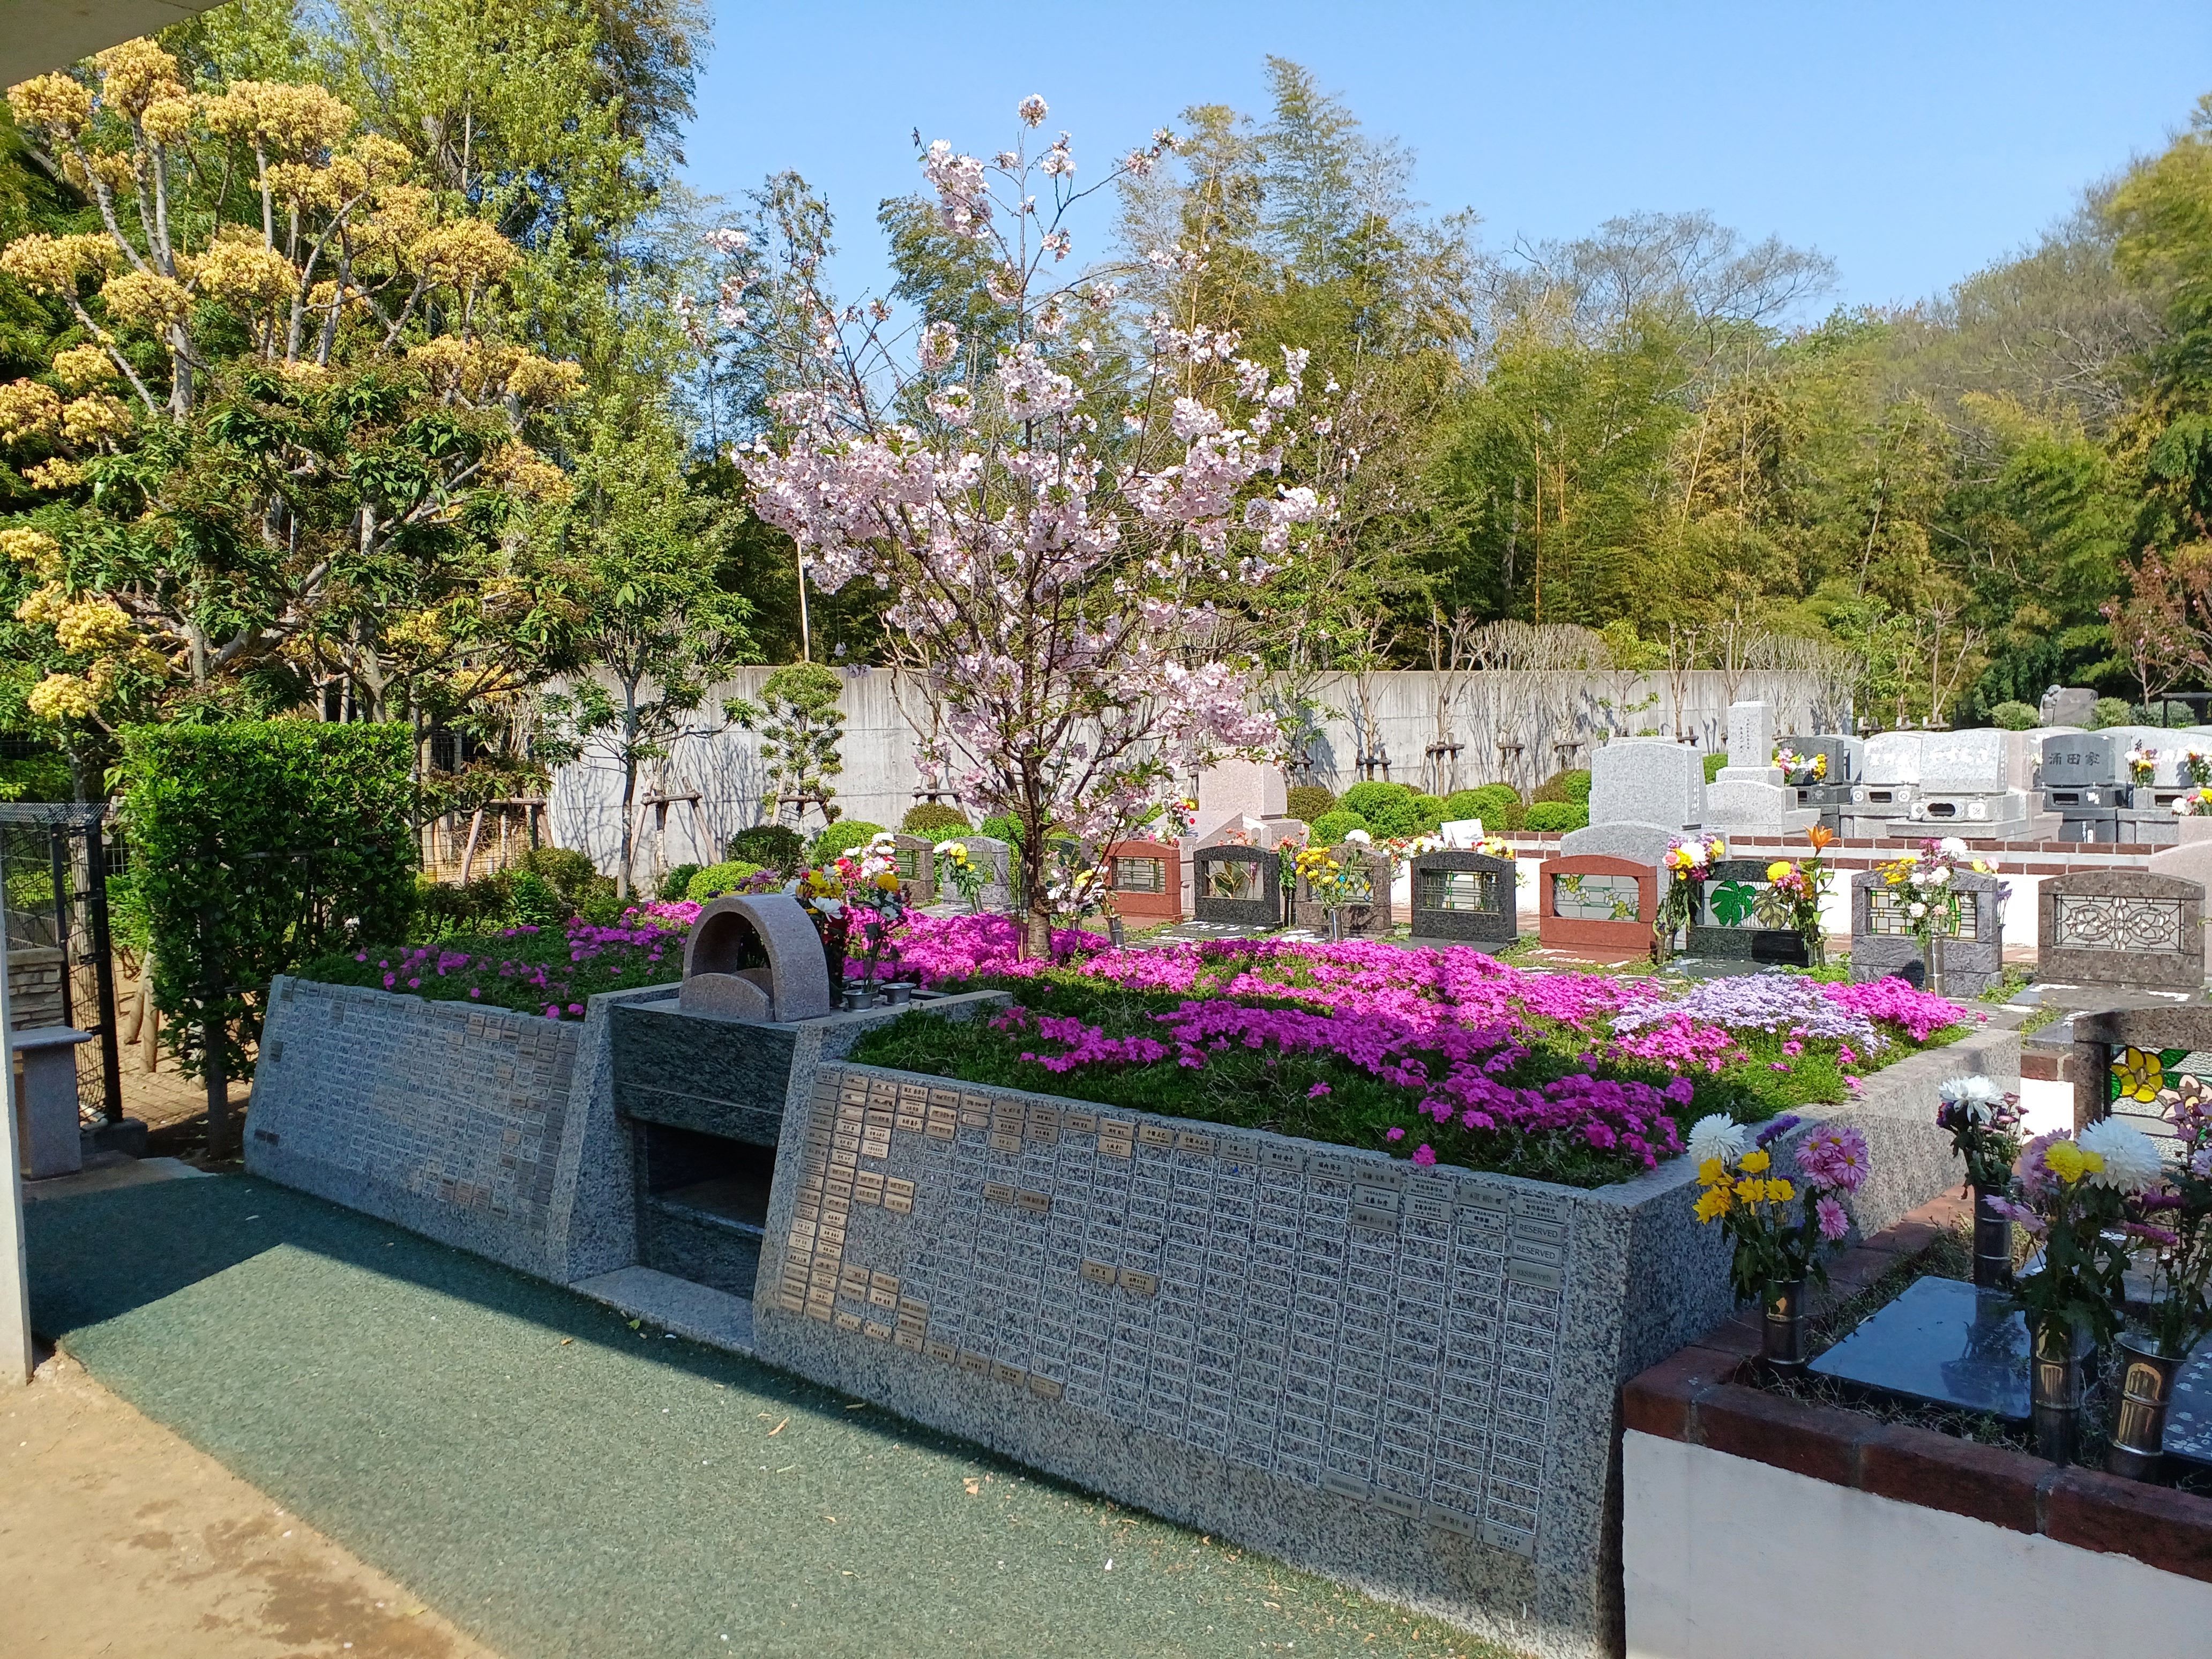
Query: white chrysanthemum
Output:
[[1343, 828, 1372, 845], [1938, 836, 1968, 858], [1687, 1114, 1748, 1169], [2080, 1117, 2164, 1193]]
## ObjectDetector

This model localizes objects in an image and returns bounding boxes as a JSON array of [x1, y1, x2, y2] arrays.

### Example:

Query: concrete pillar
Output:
[[11, 1027, 91, 1179]]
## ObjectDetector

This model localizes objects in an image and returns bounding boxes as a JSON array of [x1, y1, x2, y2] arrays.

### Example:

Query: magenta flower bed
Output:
[[301, 909, 690, 1019], [847, 914, 1977, 1186]]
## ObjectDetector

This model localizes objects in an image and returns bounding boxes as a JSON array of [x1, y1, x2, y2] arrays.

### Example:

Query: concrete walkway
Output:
[[26, 1176, 1523, 1659]]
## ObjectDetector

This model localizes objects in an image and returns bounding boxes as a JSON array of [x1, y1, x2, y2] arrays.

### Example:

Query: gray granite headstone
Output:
[[1861, 732, 1924, 789], [1582, 738, 1703, 834], [2041, 686, 2097, 728], [1291, 844, 1394, 935], [960, 834, 1013, 911], [682, 893, 835, 1021], [2038, 871, 2207, 992], [1921, 729, 2008, 794], [1850, 869, 2004, 995], [2040, 733, 2120, 789], [1706, 704, 1818, 833], [1192, 844, 1280, 928], [891, 834, 937, 907], [1407, 850, 1517, 945], [1557, 819, 1684, 868]]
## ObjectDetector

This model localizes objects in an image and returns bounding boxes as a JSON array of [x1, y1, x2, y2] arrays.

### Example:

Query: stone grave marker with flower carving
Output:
[[1102, 838, 1184, 923], [1683, 858, 1812, 966], [1850, 866, 2004, 995], [891, 834, 937, 908], [2038, 870, 2206, 992], [1536, 852, 1655, 955], [1191, 843, 1280, 929], [1406, 849, 1517, 945], [1290, 842, 1394, 935]]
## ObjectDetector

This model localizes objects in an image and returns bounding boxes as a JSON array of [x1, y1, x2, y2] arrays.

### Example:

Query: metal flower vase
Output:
[[2106, 1334, 2185, 1483], [1763, 1278, 1810, 1371], [1925, 931, 1947, 999], [1970, 1185, 2013, 1290], [1327, 909, 1343, 943], [2030, 1320, 2090, 1464]]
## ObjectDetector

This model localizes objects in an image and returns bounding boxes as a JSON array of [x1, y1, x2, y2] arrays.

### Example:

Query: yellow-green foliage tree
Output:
[[0, 39, 585, 744]]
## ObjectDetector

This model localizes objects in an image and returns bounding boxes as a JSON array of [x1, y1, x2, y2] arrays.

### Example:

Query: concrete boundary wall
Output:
[[548, 668, 1833, 890]]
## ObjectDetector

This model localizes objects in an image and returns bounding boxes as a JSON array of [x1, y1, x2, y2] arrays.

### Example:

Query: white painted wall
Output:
[[1624, 1430, 2212, 1658]]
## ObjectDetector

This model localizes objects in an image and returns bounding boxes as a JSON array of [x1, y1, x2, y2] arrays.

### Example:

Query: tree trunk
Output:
[[458, 808, 485, 885], [618, 754, 638, 902]]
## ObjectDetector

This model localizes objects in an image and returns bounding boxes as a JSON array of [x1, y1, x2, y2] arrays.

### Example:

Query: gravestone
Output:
[[1191, 843, 1280, 928], [1291, 843, 1394, 935], [959, 834, 1013, 911], [1407, 850, 1517, 946], [1584, 737, 1703, 829], [680, 892, 835, 1021], [1557, 819, 1687, 869], [891, 833, 936, 908], [1536, 854, 1655, 955], [2038, 871, 2206, 992], [1193, 759, 1294, 845], [1809, 1276, 2029, 1421], [1842, 732, 1926, 839], [2039, 732, 2124, 842], [1704, 703, 1818, 834], [1850, 868, 2005, 996], [1103, 838, 1184, 923], [2069, 1004, 2212, 1145], [2041, 685, 2097, 728], [1682, 858, 1810, 967]]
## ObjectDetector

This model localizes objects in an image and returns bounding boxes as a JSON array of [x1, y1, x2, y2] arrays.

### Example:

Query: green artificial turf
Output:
[[27, 1177, 1527, 1659]]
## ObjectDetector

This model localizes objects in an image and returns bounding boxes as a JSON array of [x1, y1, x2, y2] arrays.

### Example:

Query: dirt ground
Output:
[[0, 1348, 500, 1659]]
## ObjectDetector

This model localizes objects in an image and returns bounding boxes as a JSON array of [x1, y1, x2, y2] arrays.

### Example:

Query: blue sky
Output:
[[679, 1, 2212, 322]]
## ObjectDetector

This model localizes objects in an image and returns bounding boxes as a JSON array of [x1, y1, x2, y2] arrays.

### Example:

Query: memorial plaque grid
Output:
[[765, 1064, 1572, 1559]]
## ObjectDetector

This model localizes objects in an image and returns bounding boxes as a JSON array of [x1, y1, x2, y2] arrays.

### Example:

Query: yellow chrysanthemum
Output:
[[1766, 862, 1791, 882], [1739, 1148, 1771, 1175], [2045, 1140, 2089, 1184], [1693, 1186, 1733, 1224], [1709, 839, 1727, 858], [1697, 1157, 1730, 1188]]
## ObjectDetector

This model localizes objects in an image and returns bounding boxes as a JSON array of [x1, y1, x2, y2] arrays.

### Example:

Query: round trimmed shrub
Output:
[[1311, 808, 1370, 845], [1987, 701, 2038, 731], [1524, 800, 1588, 832], [1528, 768, 1594, 804], [901, 802, 973, 835], [812, 820, 888, 864], [685, 860, 766, 901], [1703, 752, 1728, 783], [726, 824, 808, 874], [1409, 793, 1447, 834], [1443, 784, 1520, 824], [657, 862, 703, 901], [2089, 697, 2132, 729], [1284, 784, 1336, 823], [1337, 781, 1421, 837]]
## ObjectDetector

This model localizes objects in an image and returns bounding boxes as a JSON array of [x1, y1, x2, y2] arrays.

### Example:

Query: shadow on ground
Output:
[[28, 1177, 1523, 1659]]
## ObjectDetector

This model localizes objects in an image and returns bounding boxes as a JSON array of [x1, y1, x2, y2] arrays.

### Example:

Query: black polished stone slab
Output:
[[2163, 1340, 2212, 1469], [611, 999, 797, 1144], [1808, 1275, 2030, 1421], [1407, 851, 1517, 944], [1192, 845, 1281, 928]]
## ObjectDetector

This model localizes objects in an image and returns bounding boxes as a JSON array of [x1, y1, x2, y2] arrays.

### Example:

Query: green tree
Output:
[[728, 662, 846, 830], [537, 416, 753, 898]]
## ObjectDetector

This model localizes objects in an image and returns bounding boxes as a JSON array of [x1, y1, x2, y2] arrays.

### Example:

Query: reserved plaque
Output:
[[805, 1301, 833, 1322], [1066, 1110, 1097, 1134], [1118, 1268, 1160, 1297], [958, 1350, 991, 1374], [1016, 1190, 1051, 1216], [1137, 1124, 1175, 1149], [924, 1340, 957, 1363], [863, 1321, 893, 1342], [1027, 1375, 1064, 1401], [1507, 1259, 1564, 1291], [894, 1329, 924, 1352], [1079, 1259, 1117, 1287], [1174, 1130, 1215, 1155], [984, 1181, 1017, 1206], [834, 1311, 863, 1332], [990, 1362, 1026, 1387]]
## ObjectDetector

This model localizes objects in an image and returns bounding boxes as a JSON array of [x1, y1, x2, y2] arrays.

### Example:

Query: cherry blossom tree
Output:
[[729, 96, 1340, 954]]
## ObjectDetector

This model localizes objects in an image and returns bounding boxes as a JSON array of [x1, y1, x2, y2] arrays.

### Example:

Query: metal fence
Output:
[[1, 802, 123, 1128]]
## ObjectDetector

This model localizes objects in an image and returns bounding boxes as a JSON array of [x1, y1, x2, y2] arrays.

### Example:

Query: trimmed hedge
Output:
[[812, 820, 888, 863], [1524, 800, 1589, 832], [901, 802, 973, 835], [1310, 808, 1369, 845], [1443, 784, 1520, 824], [1284, 784, 1336, 823], [119, 721, 416, 1085], [727, 824, 808, 873], [685, 859, 766, 900], [1337, 782, 1422, 837]]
